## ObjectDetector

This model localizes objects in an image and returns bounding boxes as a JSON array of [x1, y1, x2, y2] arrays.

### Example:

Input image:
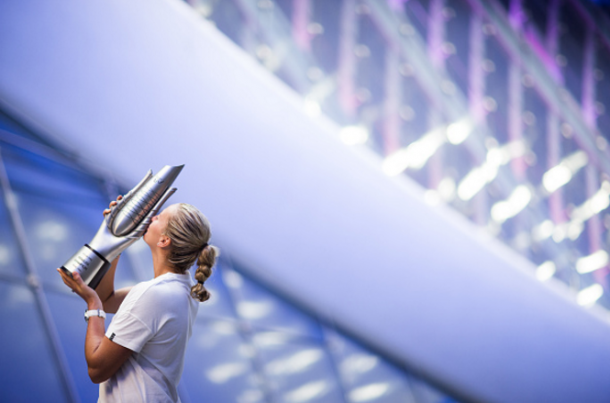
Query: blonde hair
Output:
[[163, 203, 218, 302]]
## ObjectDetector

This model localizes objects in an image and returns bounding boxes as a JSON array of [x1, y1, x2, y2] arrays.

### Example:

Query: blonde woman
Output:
[[58, 197, 217, 402]]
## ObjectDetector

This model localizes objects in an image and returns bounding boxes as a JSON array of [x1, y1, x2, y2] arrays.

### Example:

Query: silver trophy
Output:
[[60, 165, 184, 288]]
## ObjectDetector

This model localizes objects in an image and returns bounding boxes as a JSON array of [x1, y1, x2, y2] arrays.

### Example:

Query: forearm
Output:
[[84, 297, 107, 380], [95, 255, 120, 303], [94, 255, 133, 313]]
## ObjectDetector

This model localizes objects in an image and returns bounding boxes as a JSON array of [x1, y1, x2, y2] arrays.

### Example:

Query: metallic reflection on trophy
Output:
[[61, 165, 184, 288]]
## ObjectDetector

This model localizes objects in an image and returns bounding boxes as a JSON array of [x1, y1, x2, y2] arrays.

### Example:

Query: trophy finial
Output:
[[111, 165, 184, 237]]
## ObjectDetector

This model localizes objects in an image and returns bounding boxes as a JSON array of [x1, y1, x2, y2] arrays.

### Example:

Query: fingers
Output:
[[102, 202, 117, 217], [103, 195, 123, 216], [57, 268, 76, 291], [58, 268, 73, 283], [57, 268, 68, 280], [57, 269, 92, 299], [72, 271, 84, 285]]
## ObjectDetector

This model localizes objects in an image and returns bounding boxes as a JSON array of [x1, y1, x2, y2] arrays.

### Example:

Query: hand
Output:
[[57, 268, 101, 307], [103, 195, 123, 217]]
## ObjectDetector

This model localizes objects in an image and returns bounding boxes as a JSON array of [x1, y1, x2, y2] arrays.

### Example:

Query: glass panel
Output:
[[0, 281, 67, 402], [224, 267, 323, 337], [254, 334, 344, 403], [182, 318, 265, 403], [3, 146, 106, 205], [325, 328, 417, 403], [0, 186, 28, 278], [444, 0, 471, 96], [311, 0, 342, 74], [355, 16, 387, 109], [45, 289, 100, 402], [558, 1, 586, 104]]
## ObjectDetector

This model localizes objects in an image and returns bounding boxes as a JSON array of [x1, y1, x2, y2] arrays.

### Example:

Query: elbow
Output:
[[101, 291, 117, 314], [88, 367, 110, 384]]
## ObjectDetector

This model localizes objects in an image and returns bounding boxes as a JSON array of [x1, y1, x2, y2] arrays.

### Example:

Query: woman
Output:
[[58, 197, 217, 402]]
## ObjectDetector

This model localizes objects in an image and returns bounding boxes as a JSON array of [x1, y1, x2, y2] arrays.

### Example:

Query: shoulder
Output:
[[117, 279, 167, 315], [122, 279, 159, 305], [124, 274, 192, 309]]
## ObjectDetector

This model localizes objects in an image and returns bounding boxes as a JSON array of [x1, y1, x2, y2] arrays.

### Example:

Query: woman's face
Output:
[[144, 204, 177, 248]]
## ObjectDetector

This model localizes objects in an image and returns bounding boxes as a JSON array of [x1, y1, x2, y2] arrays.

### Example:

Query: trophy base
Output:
[[61, 244, 111, 289]]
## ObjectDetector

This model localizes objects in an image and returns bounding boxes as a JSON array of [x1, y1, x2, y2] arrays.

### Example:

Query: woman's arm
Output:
[[100, 287, 133, 314], [95, 255, 120, 303], [58, 269, 133, 383], [94, 255, 132, 314], [94, 195, 133, 314]]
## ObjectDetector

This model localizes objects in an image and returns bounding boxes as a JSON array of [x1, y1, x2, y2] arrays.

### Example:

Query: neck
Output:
[[151, 248, 176, 278]]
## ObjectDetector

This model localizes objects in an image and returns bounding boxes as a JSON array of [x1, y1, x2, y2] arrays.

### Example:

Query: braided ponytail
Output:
[[163, 203, 219, 302], [191, 245, 218, 302]]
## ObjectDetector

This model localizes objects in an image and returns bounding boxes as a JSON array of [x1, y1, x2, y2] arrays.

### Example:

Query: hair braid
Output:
[[191, 245, 218, 302]]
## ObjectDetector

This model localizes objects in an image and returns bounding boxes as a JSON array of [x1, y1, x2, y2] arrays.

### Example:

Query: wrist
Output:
[[86, 295, 103, 311], [84, 308, 106, 322]]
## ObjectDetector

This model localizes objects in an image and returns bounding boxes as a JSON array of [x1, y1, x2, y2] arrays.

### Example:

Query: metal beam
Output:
[[337, 0, 359, 117], [507, 0, 526, 180], [468, 12, 489, 225], [545, 0, 565, 225], [581, 26, 608, 285], [427, 0, 445, 189], [383, 47, 402, 155]]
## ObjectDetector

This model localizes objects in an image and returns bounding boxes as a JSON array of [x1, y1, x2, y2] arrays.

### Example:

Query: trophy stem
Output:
[[61, 245, 111, 289]]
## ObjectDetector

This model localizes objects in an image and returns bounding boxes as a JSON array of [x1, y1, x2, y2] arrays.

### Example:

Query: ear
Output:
[[157, 235, 172, 249]]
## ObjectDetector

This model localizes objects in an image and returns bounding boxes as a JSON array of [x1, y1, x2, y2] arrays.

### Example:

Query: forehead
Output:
[[160, 204, 179, 219]]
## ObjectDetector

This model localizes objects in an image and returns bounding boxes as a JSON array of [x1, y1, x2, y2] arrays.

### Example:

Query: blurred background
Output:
[[2, 0, 610, 402]]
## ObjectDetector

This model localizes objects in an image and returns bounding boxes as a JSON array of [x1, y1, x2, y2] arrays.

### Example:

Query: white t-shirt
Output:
[[99, 272, 199, 403]]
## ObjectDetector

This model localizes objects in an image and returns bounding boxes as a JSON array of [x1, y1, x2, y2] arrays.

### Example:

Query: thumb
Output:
[[72, 271, 84, 284]]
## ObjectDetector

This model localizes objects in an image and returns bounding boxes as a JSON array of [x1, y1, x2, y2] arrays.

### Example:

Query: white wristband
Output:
[[84, 309, 106, 322]]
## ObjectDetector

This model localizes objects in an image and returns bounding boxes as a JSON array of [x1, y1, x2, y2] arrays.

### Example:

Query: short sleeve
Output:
[[105, 286, 161, 353], [106, 311, 153, 353]]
